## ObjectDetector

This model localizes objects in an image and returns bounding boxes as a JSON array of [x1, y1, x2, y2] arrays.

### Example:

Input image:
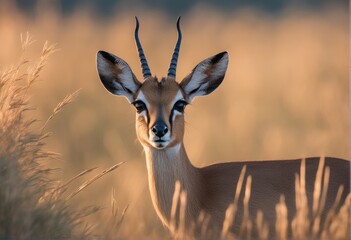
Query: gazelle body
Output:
[[96, 18, 350, 237]]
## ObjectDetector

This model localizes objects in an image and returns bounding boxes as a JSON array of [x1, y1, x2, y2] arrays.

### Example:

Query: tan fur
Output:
[[144, 144, 201, 228]]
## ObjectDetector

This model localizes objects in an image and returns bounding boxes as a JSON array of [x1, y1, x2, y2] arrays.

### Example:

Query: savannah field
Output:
[[0, 2, 349, 239]]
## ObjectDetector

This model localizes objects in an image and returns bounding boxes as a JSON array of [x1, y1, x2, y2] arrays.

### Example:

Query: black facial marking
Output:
[[169, 100, 188, 129], [132, 100, 147, 114], [173, 100, 187, 113], [132, 100, 150, 124], [169, 111, 174, 129]]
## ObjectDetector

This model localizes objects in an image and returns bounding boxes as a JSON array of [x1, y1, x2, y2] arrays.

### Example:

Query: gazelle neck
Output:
[[144, 143, 202, 227]]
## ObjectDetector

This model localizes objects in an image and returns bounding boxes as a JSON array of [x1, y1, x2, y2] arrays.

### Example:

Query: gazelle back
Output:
[[96, 17, 350, 238]]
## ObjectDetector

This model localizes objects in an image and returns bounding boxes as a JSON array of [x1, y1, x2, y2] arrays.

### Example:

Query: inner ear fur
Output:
[[97, 50, 141, 102], [180, 51, 228, 101]]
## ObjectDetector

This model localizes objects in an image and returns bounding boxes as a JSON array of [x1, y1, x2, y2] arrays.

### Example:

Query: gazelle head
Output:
[[96, 17, 228, 150]]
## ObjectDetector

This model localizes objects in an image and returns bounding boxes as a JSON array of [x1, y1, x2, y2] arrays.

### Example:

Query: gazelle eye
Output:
[[173, 100, 188, 113], [132, 100, 147, 113]]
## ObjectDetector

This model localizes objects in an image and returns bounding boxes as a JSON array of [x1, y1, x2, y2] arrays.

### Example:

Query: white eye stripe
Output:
[[134, 91, 150, 124], [140, 111, 148, 123], [171, 90, 186, 106], [169, 91, 187, 123], [135, 91, 150, 109], [172, 110, 182, 123]]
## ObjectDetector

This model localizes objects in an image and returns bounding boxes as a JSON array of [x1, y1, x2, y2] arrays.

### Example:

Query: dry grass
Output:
[[168, 158, 350, 240], [66, 161, 125, 200], [221, 165, 247, 239], [42, 88, 81, 131], [275, 196, 288, 240], [0, 37, 84, 239], [0, 2, 348, 239], [0, 36, 122, 239]]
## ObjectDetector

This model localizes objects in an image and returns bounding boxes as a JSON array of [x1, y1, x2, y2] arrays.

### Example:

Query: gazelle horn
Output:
[[135, 16, 152, 79], [167, 16, 182, 79]]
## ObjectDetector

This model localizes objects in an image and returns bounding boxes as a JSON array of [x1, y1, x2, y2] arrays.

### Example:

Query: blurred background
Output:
[[0, 0, 348, 238]]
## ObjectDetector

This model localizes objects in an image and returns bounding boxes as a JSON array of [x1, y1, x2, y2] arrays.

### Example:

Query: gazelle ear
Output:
[[96, 51, 141, 103], [180, 52, 228, 102]]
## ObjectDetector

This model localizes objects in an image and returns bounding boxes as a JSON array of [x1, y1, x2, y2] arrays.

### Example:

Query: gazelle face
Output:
[[96, 17, 229, 150], [133, 77, 186, 149]]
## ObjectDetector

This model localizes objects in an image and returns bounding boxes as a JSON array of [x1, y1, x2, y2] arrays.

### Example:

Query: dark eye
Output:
[[173, 100, 188, 113], [132, 100, 147, 113]]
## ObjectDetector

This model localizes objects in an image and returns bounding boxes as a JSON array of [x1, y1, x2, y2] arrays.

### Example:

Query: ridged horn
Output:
[[135, 16, 152, 79], [167, 16, 182, 79]]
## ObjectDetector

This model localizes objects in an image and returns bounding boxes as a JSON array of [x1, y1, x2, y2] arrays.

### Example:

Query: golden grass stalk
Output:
[[111, 188, 119, 218], [275, 195, 288, 240], [312, 156, 325, 218], [66, 161, 125, 201], [178, 190, 188, 239], [256, 210, 269, 240], [111, 188, 129, 230], [311, 156, 325, 237], [118, 205, 129, 227], [20, 32, 35, 51], [64, 167, 99, 189], [103, 188, 129, 239], [312, 160, 330, 237], [169, 181, 190, 239], [170, 180, 182, 235], [221, 165, 247, 239], [240, 175, 253, 239], [197, 211, 211, 238], [319, 166, 330, 218], [27, 40, 58, 88], [52, 166, 99, 196], [291, 158, 310, 238], [41, 89, 81, 131]]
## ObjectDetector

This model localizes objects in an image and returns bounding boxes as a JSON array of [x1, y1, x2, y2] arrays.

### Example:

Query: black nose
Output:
[[152, 121, 169, 138]]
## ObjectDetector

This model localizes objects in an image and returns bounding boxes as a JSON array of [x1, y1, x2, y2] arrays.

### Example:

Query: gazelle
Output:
[[96, 17, 350, 237]]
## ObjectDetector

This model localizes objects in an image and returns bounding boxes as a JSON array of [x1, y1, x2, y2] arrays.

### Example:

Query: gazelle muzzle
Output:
[[152, 121, 169, 138]]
